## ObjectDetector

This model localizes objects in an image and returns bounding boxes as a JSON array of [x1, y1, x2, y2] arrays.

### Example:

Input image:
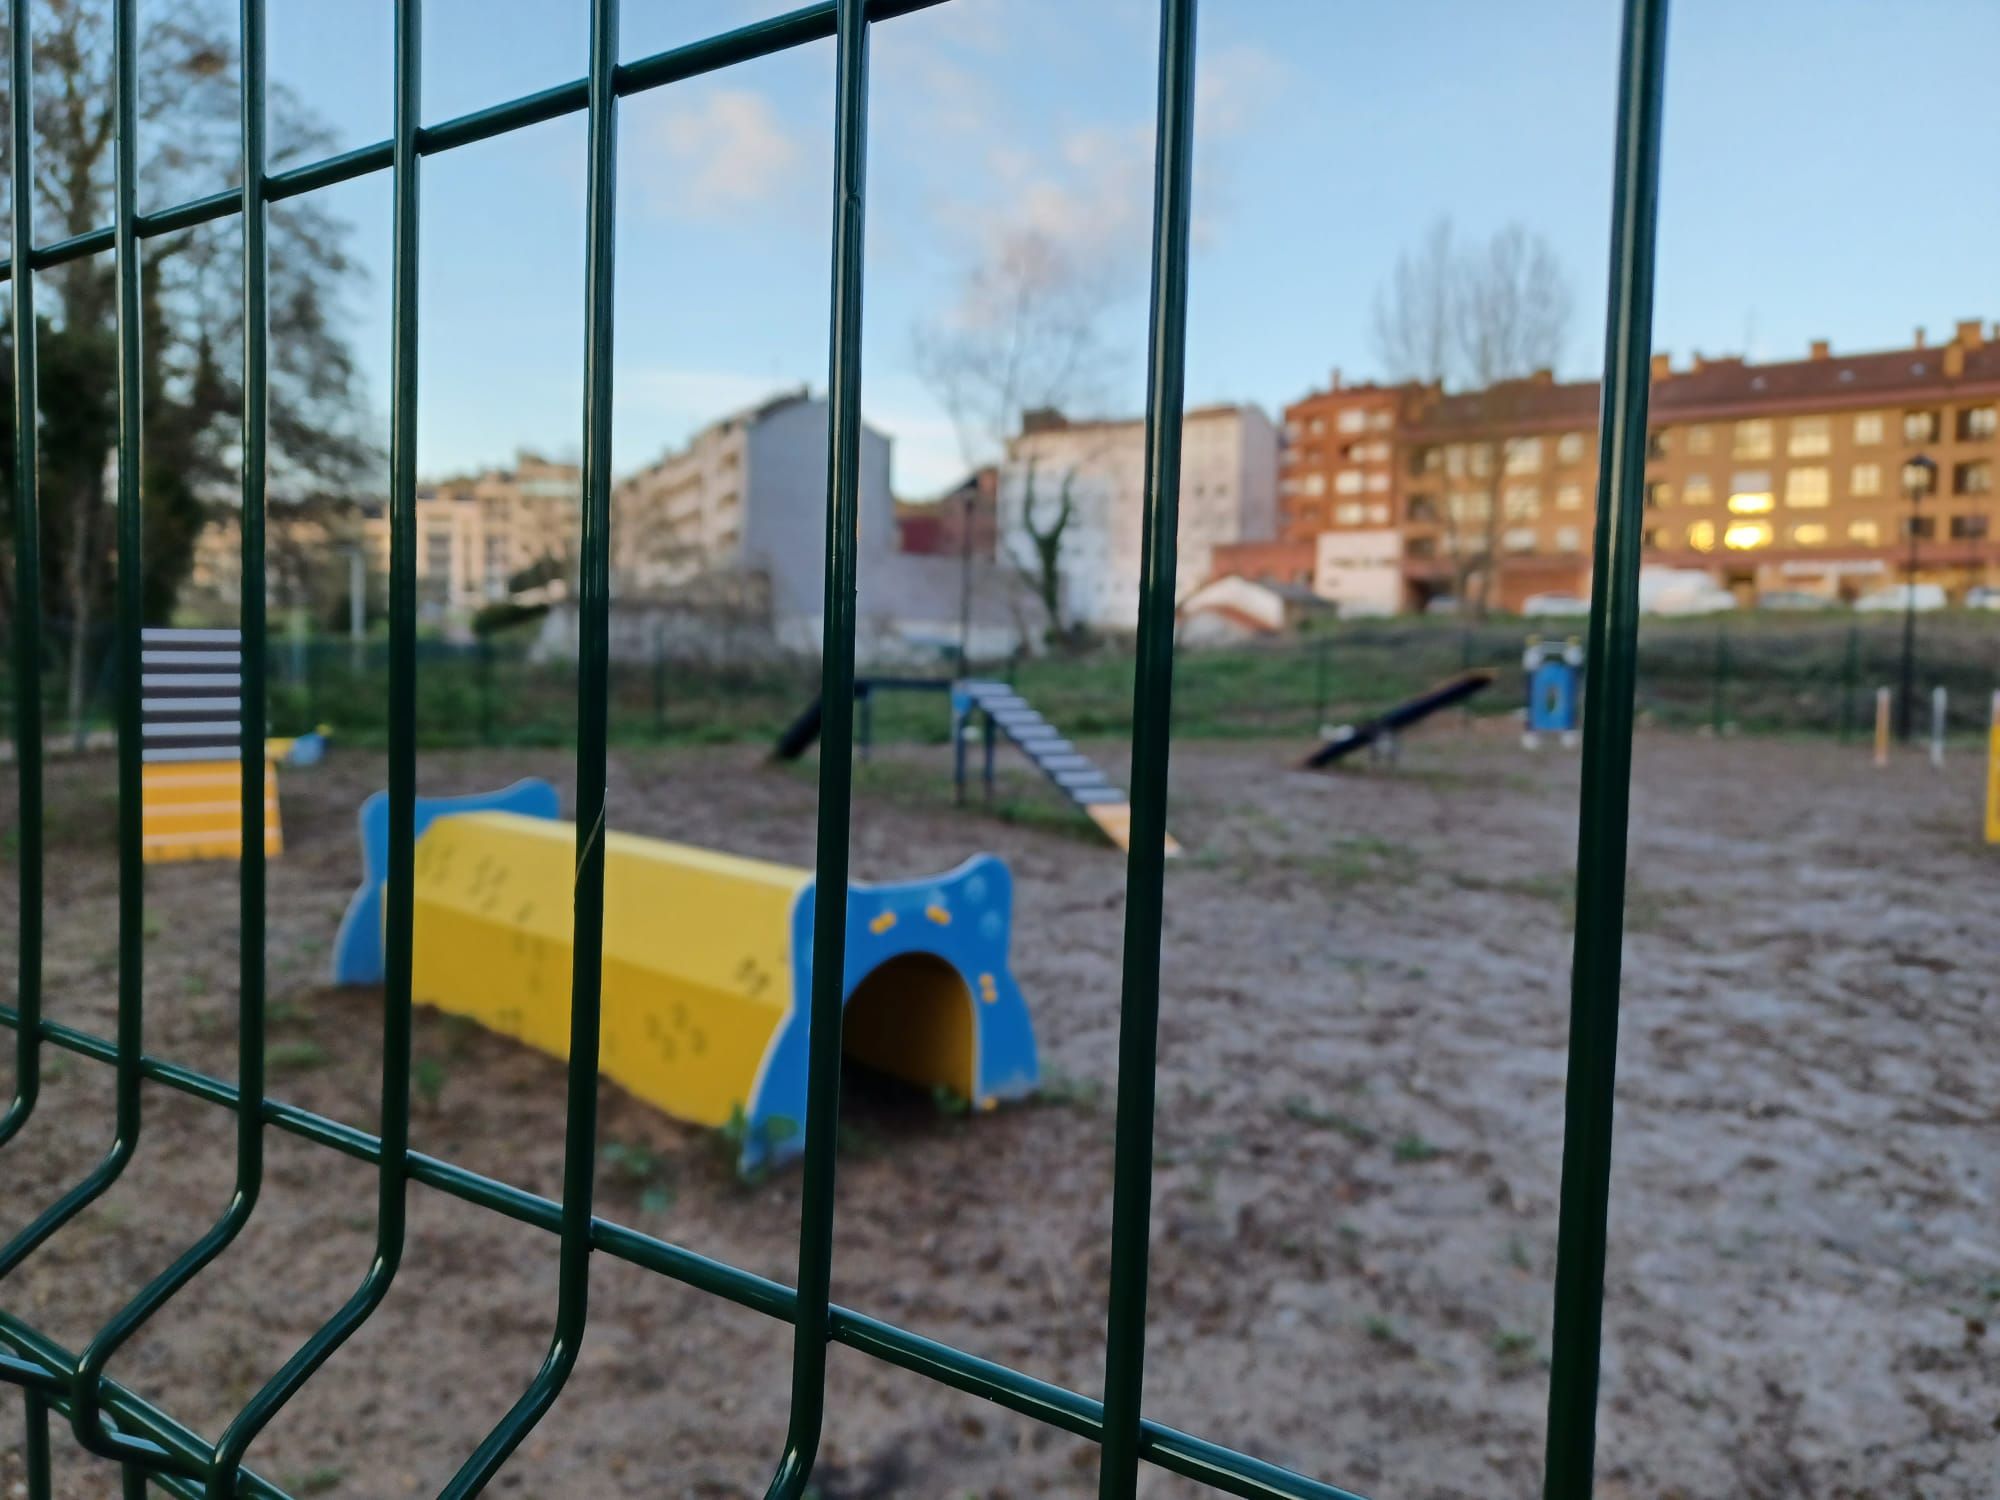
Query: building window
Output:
[[1469, 446, 1494, 478], [1960, 405, 1998, 441], [1904, 409, 1940, 443], [1368, 409, 1394, 431], [1503, 527, 1538, 554], [1555, 525, 1581, 551], [1852, 412, 1884, 445], [1557, 432, 1587, 464], [1334, 502, 1365, 524], [1506, 485, 1541, 518], [1408, 494, 1440, 523], [1791, 523, 1828, 545], [1445, 446, 1466, 477], [1784, 467, 1830, 507], [1685, 424, 1714, 455], [1851, 463, 1882, 497], [1848, 519, 1880, 544], [1682, 474, 1713, 505], [1788, 416, 1831, 457], [1727, 472, 1774, 513], [1645, 431, 1668, 460], [1334, 470, 1364, 494], [1734, 419, 1774, 458], [1556, 484, 1584, 510], [1688, 519, 1716, 551], [1366, 503, 1391, 523], [1365, 471, 1390, 493], [1506, 438, 1543, 474], [1449, 492, 1492, 522], [1645, 481, 1672, 509], [1951, 514, 1990, 540], [1284, 420, 1302, 441], [1954, 459, 1992, 495], [1905, 515, 1936, 540], [1642, 527, 1668, 549], [1723, 519, 1773, 550]]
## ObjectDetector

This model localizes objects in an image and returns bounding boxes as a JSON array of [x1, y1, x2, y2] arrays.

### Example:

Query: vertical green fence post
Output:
[[1312, 635, 1328, 731], [438, 3, 619, 1489], [2, 0, 45, 1150], [23, 1391, 52, 1500], [1541, 1, 1670, 1498], [62, 1, 275, 1469], [651, 617, 667, 739], [1098, 1, 1198, 1496], [206, 4, 423, 1488], [1709, 622, 1726, 735], [764, 4, 869, 1494]]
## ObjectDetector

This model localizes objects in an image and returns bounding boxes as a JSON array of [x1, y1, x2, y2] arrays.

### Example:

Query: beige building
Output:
[[999, 404, 1279, 632], [361, 452, 580, 621]]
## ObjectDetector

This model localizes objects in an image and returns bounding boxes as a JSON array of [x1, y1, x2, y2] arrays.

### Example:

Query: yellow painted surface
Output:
[[141, 762, 283, 863], [1085, 801, 1182, 857], [409, 811, 808, 1128], [1986, 693, 2000, 845]]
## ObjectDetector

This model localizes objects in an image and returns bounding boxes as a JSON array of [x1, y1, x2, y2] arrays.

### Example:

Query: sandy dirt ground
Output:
[[1, 727, 1996, 1498]]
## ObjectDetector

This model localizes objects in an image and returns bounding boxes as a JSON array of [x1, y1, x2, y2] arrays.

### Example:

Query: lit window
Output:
[[1688, 520, 1717, 551], [1904, 409, 1940, 443], [1449, 492, 1492, 521], [1556, 484, 1584, 510], [1734, 419, 1774, 458], [1555, 525, 1581, 551], [1785, 467, 1830, 507], [1851, 463, 1881, 497], [1646, 481, 1673, 509], [1954, 460, 1992, 495], [1469, 446, 1494, 478], [1335, 471, 1364, 494], [1727, 471, 1774, 513], [1303, 473, 1326, 496], [1682, 474, 1713, 505], [1365, 472, 1390, 493], [1506, 485, 1541, 519], [1368, 409, 1394, 431], [1848, 519, 1879, 544], [1445, 446, 1466, 477], [1960, 405, 1997, 441], [1791, 523, 1828, 545], [1724, 519, 1773, 549], [1853, 412, 1884, 445], [1506, 438, 1543, 474], [1366, 503, 1390, 523], [1334, 502, 1365, 524], [1557, 432, 1587, 463], [1503, 527, 1537, 554], [1788, 417, 1830, 456], [1685, 425, 1714, 455], [1335, 410, 1362, 433]]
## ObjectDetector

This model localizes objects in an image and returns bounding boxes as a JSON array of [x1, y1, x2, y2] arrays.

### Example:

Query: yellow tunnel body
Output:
[[411, 812, 806, 1129]]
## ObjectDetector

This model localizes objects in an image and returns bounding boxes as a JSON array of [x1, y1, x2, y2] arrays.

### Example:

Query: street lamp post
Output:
[[1897, 454, 1937, 742]]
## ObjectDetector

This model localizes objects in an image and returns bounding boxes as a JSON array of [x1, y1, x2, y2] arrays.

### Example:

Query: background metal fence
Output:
[[0, 0, 1670, 1496]]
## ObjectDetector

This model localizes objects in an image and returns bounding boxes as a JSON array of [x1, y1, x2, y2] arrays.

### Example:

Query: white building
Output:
[[607, 390, 1025, 661], [998, 404, 1278, 633], [1313, 529, 1404, 617]]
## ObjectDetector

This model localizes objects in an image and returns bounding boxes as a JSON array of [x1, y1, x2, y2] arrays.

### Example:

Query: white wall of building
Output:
[[999, 405, 1278, 634], [1313, 528, 1404, 617]]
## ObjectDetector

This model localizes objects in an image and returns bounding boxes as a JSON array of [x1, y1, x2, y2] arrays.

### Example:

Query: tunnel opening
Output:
[[839, 951, 978, 1130]]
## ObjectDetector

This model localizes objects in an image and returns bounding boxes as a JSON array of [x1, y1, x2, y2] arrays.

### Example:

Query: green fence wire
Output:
[[0, 0, 1672, 1496]]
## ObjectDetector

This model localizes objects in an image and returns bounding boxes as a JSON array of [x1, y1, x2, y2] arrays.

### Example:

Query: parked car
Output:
[[1964, 585, 2000, 611], [1423, 595, 1460, 616], [1755, 589, 1833, 611], [1649, 587, 1736, 616], [1854, 582, 1946, 613], [1522, 592, 1591, 617]]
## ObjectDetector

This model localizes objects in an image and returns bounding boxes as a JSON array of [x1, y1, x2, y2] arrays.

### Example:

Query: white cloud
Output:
[[1196, 42, 1287, 141], [648, 89, 801, 221]]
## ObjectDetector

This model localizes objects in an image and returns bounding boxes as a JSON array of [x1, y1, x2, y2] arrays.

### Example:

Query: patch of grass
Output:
[[266, 1040, 329, 1074], [142, 911, 165, 939], [931, 1084, 972, 1117], [284, 1467, 344, 1496], [712, 1103, 798, 1182], [1392, 1133, 1441, 1164], [600, 1140, 659, 1184], [1035, 1069, 1105, 1112], [1279, 1095, 1377, 1143], [1504, 1235, 1534, 1273], [1490, 1328, 1537, 1359], [1362, 1315, 1403, 1347], [413, 1057, 448, 1110]]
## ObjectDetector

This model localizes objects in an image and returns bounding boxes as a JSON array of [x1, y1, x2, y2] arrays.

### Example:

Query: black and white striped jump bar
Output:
[[140, 627, 246, 765]]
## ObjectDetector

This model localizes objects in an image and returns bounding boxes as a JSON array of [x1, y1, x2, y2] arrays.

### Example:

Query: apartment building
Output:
[[359, 452, 581, 621], [1281, 321, 2000, 612], [1000, 403, 1278, 632]]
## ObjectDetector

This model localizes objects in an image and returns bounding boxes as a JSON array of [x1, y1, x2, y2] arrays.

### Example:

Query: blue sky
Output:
[[262, 0, 2000, 497]]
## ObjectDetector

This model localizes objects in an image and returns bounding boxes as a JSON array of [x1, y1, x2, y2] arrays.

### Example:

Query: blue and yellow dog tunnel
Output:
[[330, 779, 1039, 1171]]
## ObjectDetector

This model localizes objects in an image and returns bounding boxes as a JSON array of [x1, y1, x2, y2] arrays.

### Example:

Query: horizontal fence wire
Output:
[[0, 0, 1678, 1496]]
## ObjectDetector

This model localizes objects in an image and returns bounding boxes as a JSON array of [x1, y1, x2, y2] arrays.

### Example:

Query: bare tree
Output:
[[913, 228, 1122, 644], [1372, 218, 1573, 618]]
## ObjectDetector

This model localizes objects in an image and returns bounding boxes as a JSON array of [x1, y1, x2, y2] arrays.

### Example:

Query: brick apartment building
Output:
[[1262, 320, 2000, 613]]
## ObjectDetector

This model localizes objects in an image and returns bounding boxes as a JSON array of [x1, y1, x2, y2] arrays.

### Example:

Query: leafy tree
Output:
[[1, 0, 375, 738]]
